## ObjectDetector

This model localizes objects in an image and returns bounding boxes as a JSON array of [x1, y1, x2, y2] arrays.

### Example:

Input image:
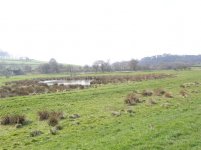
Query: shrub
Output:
[[142, 90, 153, 96], [0, 115, 10, 125], [38, 110, 64, 122], [50, 111, 65, 120], [0, 115, 26, 125], [154, 88, 166, 96], [48, 117, 59, 126], [164, 92, 173, 98], [180, 90, 188, 97], [38, 110, 50, 121], [125, 93, 140, 105]]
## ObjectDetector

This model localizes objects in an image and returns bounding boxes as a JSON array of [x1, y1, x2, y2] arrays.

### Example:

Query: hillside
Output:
[[0, 50, 44, 69], [0, 70, 200, 149], [139, 54, 201, 66], [0, 59, 44, 68]]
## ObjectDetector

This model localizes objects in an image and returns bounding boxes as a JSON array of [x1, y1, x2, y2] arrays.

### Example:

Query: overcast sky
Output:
[[0, 0, 201, 65]]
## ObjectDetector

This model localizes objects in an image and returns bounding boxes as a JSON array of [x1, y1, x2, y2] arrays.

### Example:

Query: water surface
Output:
[[39, 80, 92, 86]]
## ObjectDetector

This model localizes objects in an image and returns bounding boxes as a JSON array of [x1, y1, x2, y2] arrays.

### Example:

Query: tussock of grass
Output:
[[38, 110, 50, 121], [142, 90, 153, 96], [48, 117, 59, 127], [38, 110, 64, 121], [146, 98, 157, 106], [180, 90, 188, 97], [0, 115, 26, 125], [154, 88, 166, 96], [50, 111, 65, 120], [125, 93, 141, 105], [164, 92, 174, 98], [0, 73, 173, 98]]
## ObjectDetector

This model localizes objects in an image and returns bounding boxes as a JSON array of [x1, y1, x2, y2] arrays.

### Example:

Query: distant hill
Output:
[[139, 54, 201, 67], [0, 50, 44, 68], [0, 58, 44, 68]]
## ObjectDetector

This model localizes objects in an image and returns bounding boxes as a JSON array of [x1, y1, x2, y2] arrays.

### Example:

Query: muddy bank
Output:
[[0, 73, 174, 98]]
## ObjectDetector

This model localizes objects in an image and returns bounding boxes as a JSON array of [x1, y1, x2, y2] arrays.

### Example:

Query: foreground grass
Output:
[[0, 70, 201, 150]]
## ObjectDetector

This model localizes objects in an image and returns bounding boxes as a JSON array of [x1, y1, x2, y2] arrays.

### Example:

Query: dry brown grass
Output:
[[154, 88, 166, 96], [38, 110, 64, 121], [0, 115, 26, 125], [48, 116, 59, 126], [142, 90, 153, 96], [180, 90, 188, 97], [38, 110, 50, 121], [50, 111, 65, 119], [164, 92, 174, 98], [146, 99, 157, 106], [1, 73, 173, 98], [125, 93, 141, 105]]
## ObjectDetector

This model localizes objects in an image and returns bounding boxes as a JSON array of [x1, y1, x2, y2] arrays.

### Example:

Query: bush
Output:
[[125, 93, 140, 105], [0, 115, 26, 125], [50, 111, 65, 120], [180, 90, 188, 97], [48, 117, 59, 126], [142, 90, 153, 96], [38, 110, 50, 121], [164, 92, 173, 98], [0, 115, 10, 125], [38, 110, 64, 121], [154, 88, 166, 96]]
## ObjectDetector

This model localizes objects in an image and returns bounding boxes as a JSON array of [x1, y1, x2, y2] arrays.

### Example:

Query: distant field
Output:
[[0, 70, 201, 150], [0, 59, 44, 68], [191, 66, 201, 70]]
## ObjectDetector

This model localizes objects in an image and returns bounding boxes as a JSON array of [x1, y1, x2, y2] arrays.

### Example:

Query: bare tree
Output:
[[49, 58, 59, 73], [92, 60, 111, 72], [129, 59, 138, 71]]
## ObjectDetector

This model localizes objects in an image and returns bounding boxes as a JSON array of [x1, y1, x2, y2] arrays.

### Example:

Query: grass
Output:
[[0, 59, 44, 70], [0, 74, 70, 86], [0, 70, 201, 149]]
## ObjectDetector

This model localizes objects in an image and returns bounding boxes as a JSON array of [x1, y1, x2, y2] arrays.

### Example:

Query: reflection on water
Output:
[[39, 80, 92, 86]]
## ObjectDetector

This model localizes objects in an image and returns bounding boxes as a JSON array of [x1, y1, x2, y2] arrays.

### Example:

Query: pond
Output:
[[39, 80, 92, 86]]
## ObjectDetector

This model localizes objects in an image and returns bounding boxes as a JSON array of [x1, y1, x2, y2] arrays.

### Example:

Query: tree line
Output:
[[1, 53, 201, 77]]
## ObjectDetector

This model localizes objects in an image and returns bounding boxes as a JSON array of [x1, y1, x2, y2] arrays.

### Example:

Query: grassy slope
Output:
[[0, 70, 171, 86], [0, 59, 43, 68], [0, 74, 70, 86], [0, 71, 201, 150]]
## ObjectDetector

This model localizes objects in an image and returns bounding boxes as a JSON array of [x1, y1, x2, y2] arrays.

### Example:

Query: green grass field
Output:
[[0, 70, 201, 150], [0, 59, 43, 65]]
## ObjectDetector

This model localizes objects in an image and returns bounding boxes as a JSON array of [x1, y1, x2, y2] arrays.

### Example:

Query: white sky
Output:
[[0, 0, 201, 65]]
